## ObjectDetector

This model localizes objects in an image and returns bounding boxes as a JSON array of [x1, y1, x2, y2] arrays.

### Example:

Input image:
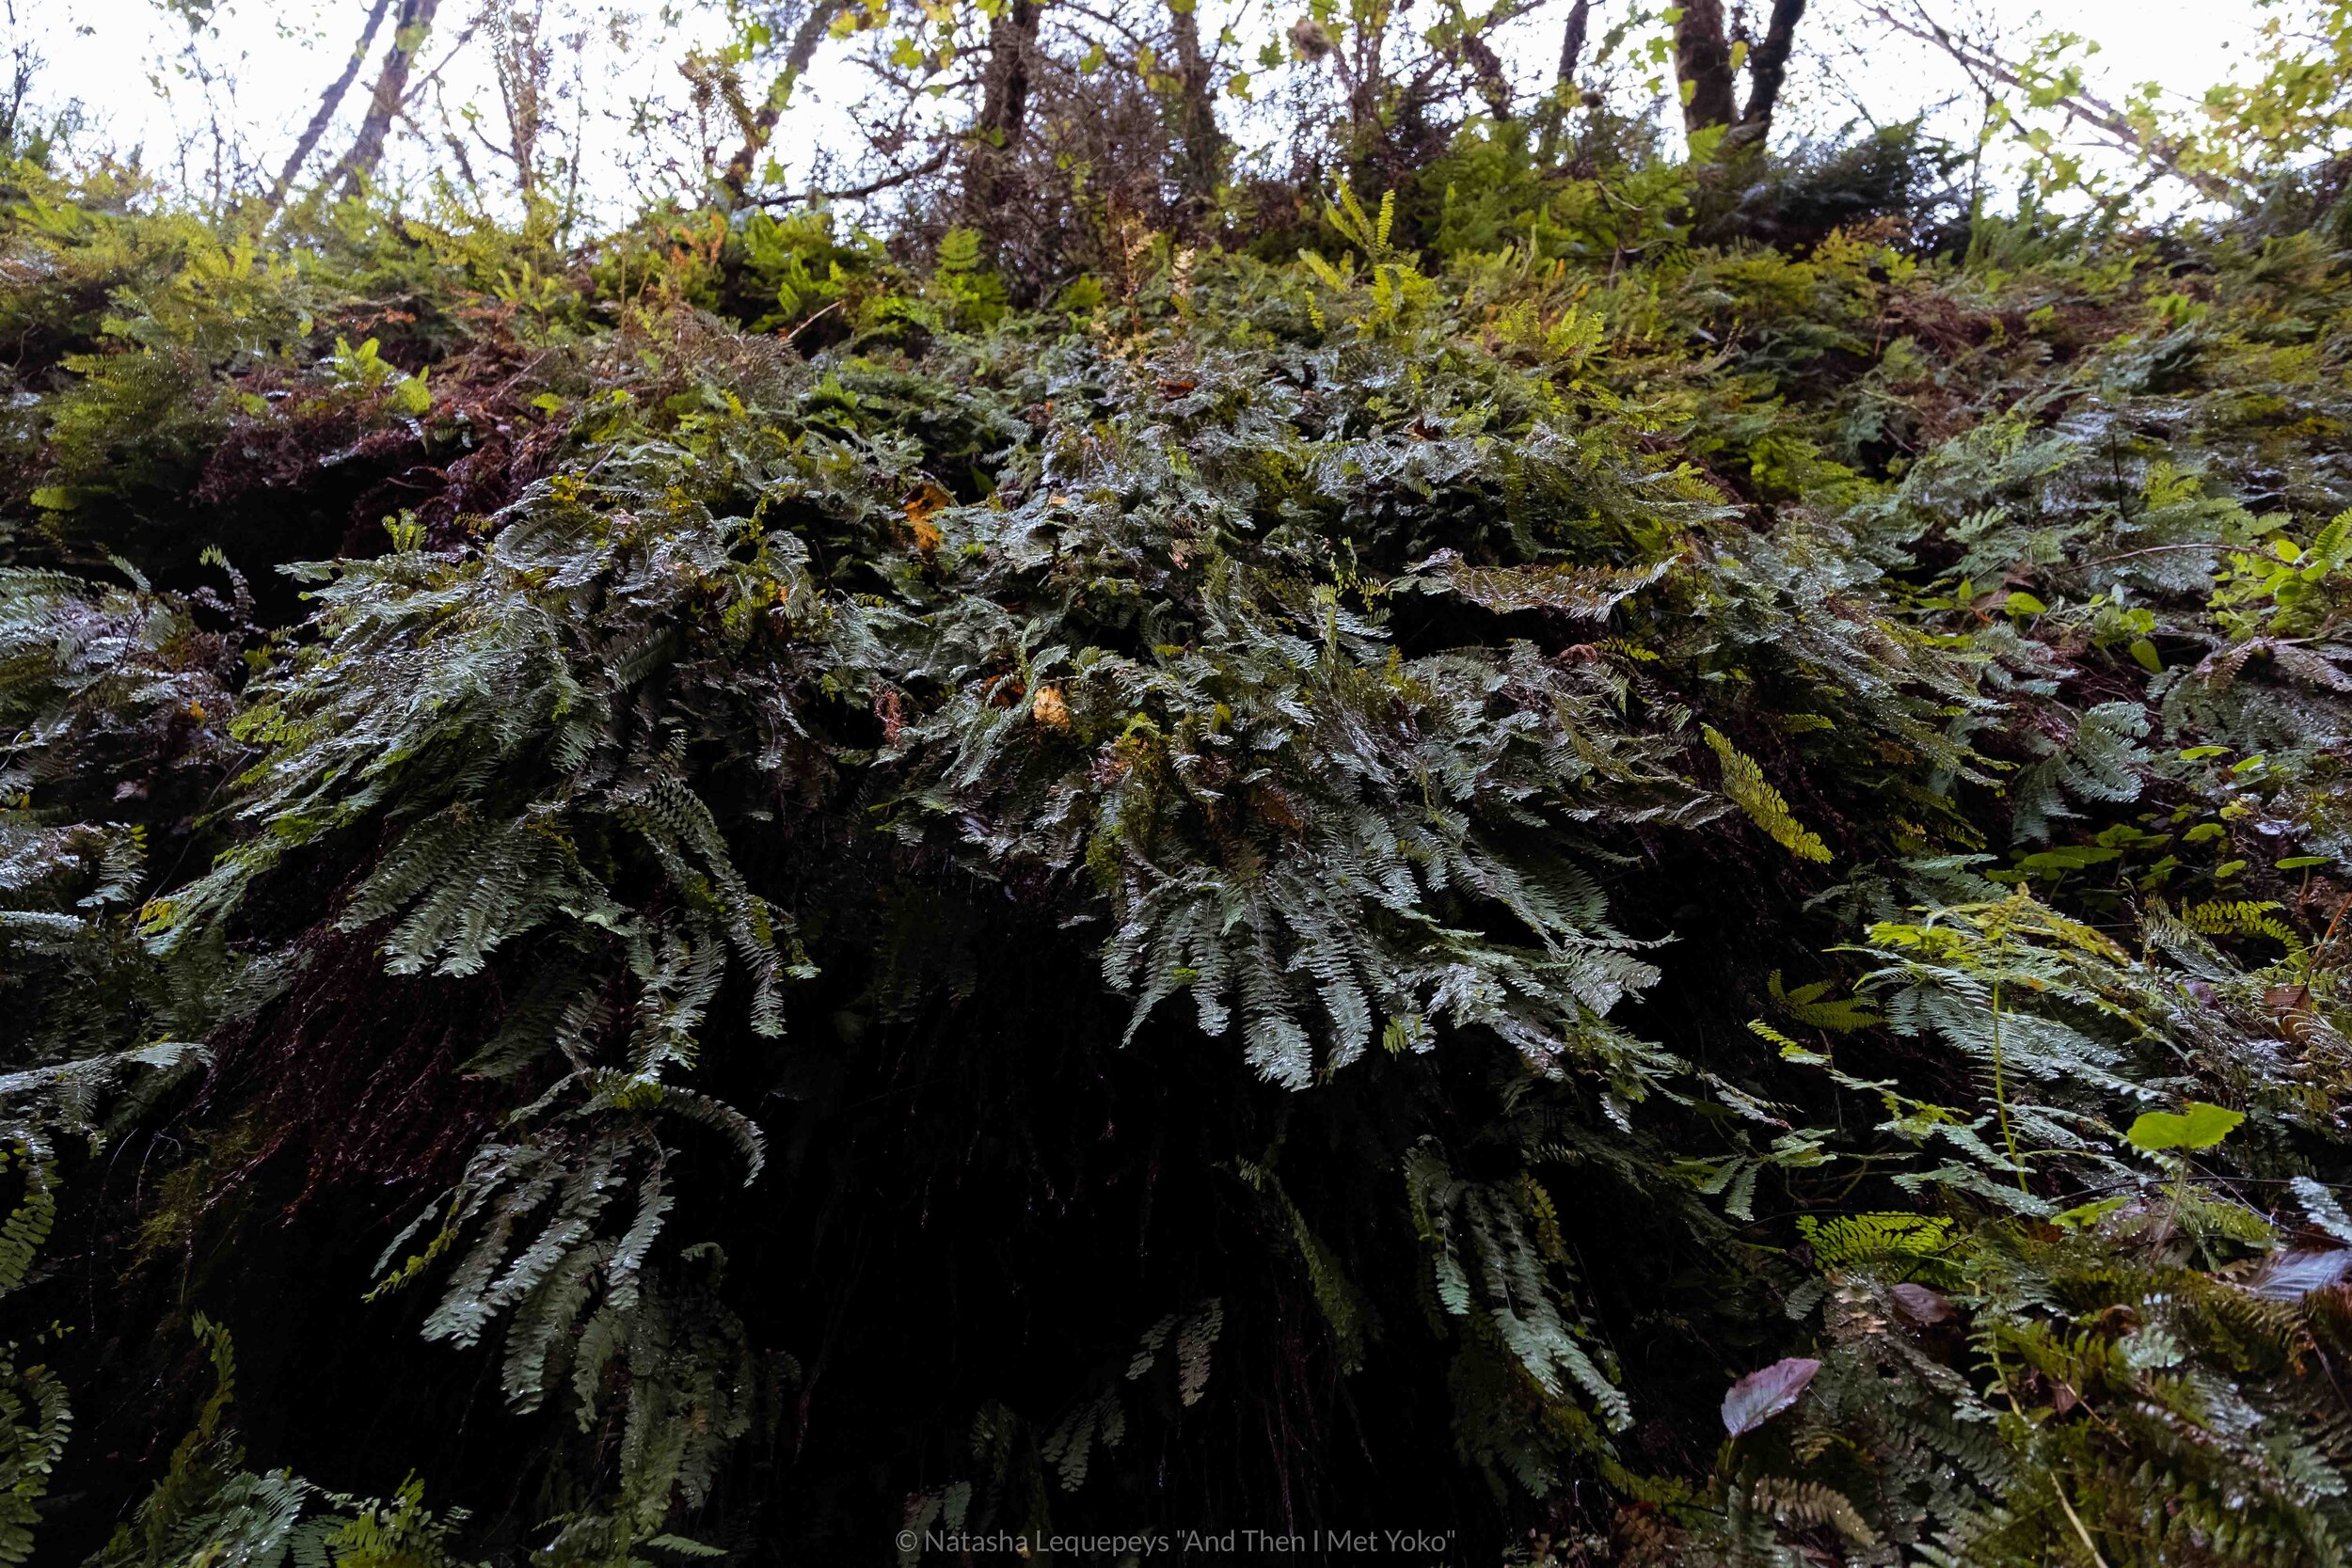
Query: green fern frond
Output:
[[1704, 725, 1832, 863]]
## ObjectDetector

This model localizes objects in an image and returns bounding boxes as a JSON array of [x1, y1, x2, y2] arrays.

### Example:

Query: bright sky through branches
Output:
[[9, 0, 2279, 225]]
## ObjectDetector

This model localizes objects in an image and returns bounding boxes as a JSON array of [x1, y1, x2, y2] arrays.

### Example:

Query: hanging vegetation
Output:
[[5, 2, 2352, 1563]]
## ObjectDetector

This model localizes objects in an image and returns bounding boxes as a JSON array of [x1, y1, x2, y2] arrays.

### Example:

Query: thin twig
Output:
[[783, 299, 843, 345], [755, 144, 955, 209], [2090, 542, 2227, 562], [1869, 1, 2244, 203]]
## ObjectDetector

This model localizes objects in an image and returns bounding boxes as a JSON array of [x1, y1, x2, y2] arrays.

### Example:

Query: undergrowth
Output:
[[2, 133, 2351, 1567]]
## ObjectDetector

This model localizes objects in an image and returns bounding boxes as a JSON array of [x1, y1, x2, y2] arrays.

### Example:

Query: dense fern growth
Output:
[[3, 119, 2352, 1568]]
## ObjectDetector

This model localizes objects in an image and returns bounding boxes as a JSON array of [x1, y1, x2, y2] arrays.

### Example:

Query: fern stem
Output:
[[1990, 977, 2027, 1194], [1990, 1342, 2114, 1568], [2050, 1469, 2115, 1568]]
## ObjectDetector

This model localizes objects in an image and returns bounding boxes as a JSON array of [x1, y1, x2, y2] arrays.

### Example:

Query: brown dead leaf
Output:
[[2267, 983, 2313, 1018], [2270, 982, 2317, 1044], [1032, 684, 1072, 731], [1254, 784, 1304, 833]]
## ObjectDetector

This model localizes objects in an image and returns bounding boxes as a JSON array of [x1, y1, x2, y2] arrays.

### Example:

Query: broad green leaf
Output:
[[2126, 1101, 2243, 1152]]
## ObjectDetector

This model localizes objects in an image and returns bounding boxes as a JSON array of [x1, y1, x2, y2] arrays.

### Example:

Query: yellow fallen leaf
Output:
[[903, 482, 952, 524]]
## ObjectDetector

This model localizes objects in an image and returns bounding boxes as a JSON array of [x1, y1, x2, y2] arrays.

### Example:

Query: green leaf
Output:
[[387, 372, 432, 418], [2053, 1195, 2131, 1228], [2013, 845, 2121, 879], [2126, 1101, 2243, 1152]]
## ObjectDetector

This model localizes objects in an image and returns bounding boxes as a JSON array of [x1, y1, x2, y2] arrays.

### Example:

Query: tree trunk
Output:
[[1672, 0, 1738, 135], [1537, 0, 1589, 161], [1167, 0, 1225, 223], [1459, 30, 1513, 122], [1555, 0, 1591, 91], [1677, 0, 1807, 152], [962, 0, 1041, 235], [1346, 25, 1384, 152], [266, 0, 394, 213], [721, 0, 849, 203], [328, 0, 443, 197], [1726, 0, 1806, 153]]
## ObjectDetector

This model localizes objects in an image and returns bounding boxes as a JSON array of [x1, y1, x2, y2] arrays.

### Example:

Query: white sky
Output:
[[6, 0, 2282, 228]]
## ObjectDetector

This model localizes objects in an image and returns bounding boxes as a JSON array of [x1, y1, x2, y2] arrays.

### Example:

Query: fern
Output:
[[90, 1318, 471, 1568], [0, 1147, 54, 1300], [1704, 725, 1833, 863], [2008, 701, 2150, 844], [0, 1354, 68, 1568], [10, 119, 2352, 1568], [1796, 1212, 1953, 1275], [2182, 897, 2306, 959]]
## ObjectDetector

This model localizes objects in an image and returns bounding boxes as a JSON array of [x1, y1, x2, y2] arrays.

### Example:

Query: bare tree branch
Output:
[[326, 0, 445, 198], [755, 141, 955, 208], [1450, 1, 1514, 121], [398, 18, 483, 110], [1726, 0, 1807, 152], [1538, 0, 1591, 162], [722, 0, 851, 203], [1868, 1, 2244, 202], [265, 0, 393, 213]]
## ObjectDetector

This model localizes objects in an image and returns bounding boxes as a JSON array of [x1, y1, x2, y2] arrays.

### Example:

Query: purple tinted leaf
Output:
[[1723, 1355, 1821, 1436], [1891, 1283, 1956, 1326], [2249, 1249, 2352, 1303]]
